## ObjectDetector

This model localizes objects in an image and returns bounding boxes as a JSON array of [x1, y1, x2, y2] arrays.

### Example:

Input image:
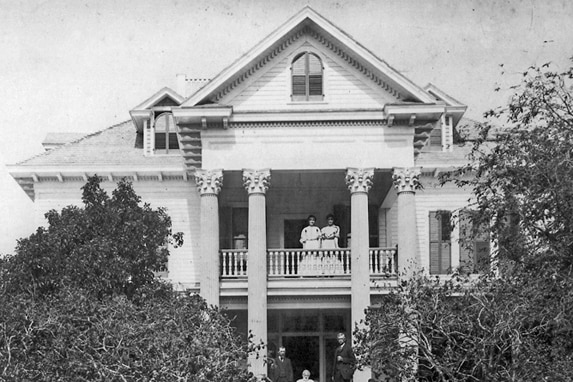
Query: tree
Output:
[[2, 175, 183, 299], [354, 61, 573, 381], [0, 176, 250, 381]]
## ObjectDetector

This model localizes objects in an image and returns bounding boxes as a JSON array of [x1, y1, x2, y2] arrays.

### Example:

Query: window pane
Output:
[[154, 114, 169, 132], [155, 133, 167, 150], [168, 133, 179, 150], [292, 54, 306, 75], [308, 54, 322, 73]]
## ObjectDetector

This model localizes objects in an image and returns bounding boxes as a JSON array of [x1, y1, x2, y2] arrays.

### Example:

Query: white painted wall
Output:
[[202, 125, 415, 170]]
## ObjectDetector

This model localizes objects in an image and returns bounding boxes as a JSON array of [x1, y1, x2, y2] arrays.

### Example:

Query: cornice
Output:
[[307, 28, 403, 99], [212, 29, 305, 103], [228, 120, 385, 129], [211, 26, 409, 104]]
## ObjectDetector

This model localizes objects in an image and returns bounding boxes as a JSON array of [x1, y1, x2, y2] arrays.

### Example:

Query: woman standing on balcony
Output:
[[321, 214, 340, 249], [300, 215, 321, 249]]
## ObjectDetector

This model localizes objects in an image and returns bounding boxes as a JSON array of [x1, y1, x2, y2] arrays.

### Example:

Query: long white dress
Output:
[[321, 225, 340, 249], [320, 225, 342, 274]]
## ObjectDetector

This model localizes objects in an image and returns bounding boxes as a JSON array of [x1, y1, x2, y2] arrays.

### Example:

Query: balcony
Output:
[[220, 247, 397, 278]]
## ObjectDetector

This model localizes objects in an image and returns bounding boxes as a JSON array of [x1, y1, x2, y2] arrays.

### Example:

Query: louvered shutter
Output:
[[292, 54, 306, 96], [429, 211, 452, 274], [308, 53, 323, 96]]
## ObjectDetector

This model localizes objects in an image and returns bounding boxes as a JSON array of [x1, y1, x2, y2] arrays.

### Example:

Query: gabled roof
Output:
[[182, 6, 436, 107], [131, 87, 184, 110], [130, 87, 184, 132]]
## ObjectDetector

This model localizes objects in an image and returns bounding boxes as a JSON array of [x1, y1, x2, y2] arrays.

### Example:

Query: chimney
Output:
[[176, 73, 187, 97]]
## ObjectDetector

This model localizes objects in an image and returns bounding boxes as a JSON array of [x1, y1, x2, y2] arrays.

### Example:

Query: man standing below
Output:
[[332, 333, 356, 382], [270, 346, 293, 382]]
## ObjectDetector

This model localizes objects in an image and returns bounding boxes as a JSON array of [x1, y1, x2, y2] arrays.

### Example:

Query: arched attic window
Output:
[[291, 52, 323, 101], [154, 112, 179, 155]]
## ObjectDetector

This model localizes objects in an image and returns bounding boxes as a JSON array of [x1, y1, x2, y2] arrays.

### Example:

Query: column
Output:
[[346, 167, 374, 382], [243, 168, 271, 376], [195, 169, 223, 306], [392, 167, 421, 279]]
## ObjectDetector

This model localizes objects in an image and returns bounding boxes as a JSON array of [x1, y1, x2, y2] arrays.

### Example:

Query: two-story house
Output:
[[8, 7, 486, 382]]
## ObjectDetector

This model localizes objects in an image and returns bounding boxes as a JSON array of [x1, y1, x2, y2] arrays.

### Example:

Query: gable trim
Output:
[[182, 7, 435, 107]]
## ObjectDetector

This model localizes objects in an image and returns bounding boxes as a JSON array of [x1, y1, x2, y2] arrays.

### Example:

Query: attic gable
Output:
[[217, 35, 403, 110], [130, 87, 184, 132], [182, 6, 435, 108]]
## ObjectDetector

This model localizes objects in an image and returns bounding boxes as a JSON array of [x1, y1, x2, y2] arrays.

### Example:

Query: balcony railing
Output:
[[220, 247, 397, 278]]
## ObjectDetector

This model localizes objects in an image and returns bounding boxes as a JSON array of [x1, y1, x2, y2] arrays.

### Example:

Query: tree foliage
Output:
[[355, 61, 573, 381], [0, 176, 250, 381]]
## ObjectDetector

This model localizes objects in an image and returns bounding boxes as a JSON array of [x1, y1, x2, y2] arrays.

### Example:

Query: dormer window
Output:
[[154, 112, 179, 155], [291, 52, 323, 101]]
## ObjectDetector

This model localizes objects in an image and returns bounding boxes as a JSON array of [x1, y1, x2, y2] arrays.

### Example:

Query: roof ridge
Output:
[[15, 120, 132, 166]]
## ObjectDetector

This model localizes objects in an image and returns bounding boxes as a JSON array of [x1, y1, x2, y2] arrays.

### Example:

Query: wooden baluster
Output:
[[223, 251, 229, 276]]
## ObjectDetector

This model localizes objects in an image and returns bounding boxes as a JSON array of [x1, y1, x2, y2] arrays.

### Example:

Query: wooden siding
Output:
[[224, 40, 397, 111], [33, 180, 199, 287], [414, 177, 473, 272]]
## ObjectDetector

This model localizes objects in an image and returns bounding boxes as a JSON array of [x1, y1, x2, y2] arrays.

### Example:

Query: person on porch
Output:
[[269, 346, 294, 382], [321, 214, 340, 249], [300, 215, 321, 249], [332, 333, 356, 382]]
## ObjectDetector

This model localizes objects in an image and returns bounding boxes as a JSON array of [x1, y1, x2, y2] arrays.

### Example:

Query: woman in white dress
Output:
[[299, 215, 321, 275], [300, 215, 321, 249], [321, 214, 340, 249], [321, 214, 342, 274]]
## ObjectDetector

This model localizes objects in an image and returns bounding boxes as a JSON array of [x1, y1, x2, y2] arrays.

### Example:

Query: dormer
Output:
[[129, 87, 185, 157]]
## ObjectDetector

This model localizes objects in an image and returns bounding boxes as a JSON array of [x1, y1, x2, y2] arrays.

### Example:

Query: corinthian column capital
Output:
[[346, 168, 374, 194], [392, 167, 421, 193], [195, 169, 223, 195], [243, 169, 271, 194]]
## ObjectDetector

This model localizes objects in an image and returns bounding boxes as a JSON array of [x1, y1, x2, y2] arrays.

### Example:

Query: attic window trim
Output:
[[290, 51, 324, 102]]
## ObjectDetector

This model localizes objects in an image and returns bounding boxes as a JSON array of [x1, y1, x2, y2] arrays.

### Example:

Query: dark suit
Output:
[[333, 341, 356, 382], [270, 356, 293, 382]]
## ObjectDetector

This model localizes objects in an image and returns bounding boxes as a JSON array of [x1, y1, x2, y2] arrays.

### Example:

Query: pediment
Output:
[[182, 7, 435, 109]]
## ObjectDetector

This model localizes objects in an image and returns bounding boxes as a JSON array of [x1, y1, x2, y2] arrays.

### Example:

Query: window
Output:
[[429, 210, 452, 274], [459, 210, 491, 274], [291, 52, 323, 101], [154, 113, 179, 154]]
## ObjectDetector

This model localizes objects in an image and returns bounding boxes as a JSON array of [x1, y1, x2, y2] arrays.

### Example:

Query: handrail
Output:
[[220, 247, 397, 277]]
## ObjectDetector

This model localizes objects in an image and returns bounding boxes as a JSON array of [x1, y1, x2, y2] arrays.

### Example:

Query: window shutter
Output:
[[308, 75, 322, 96], [429, 211, 452, 274], [292, 76, 306, 96]]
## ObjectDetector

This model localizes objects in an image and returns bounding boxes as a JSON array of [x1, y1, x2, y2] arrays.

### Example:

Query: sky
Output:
[[1, 0, 572, 253]]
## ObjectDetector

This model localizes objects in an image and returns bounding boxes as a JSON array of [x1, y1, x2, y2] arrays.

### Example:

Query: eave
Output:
[[8, 164, 189, 201]]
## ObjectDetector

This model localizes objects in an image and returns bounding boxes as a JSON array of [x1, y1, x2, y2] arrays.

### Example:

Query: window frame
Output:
[[153, 111, 179, 155], [458, 209, 491, 274], [290, 51, 324, 102]]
